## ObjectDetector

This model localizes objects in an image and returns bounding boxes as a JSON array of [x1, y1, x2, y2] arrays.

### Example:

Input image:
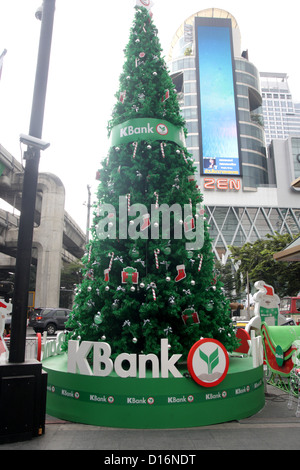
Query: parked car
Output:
[[28, 308, 71, 335]]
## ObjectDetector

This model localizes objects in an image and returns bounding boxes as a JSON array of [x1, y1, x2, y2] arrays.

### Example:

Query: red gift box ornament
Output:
[[121, 266, 139, 284], [184, 215, 195, 233], [182, 308, 200, 326]]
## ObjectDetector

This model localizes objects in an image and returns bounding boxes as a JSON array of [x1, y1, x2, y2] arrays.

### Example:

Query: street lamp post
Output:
[[9, 0, 56, 363], [0, 0, 56, 443]]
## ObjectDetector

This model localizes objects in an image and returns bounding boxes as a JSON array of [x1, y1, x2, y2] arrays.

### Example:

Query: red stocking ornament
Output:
[[175, 264, 186, 282]]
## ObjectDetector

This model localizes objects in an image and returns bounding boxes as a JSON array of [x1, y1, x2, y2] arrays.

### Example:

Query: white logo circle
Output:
[[156, 124, 169, 136], [187, 339, 229, 388]]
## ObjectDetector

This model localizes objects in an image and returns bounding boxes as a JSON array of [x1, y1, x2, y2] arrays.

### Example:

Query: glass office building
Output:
[[167, 8, 300, 262], [260, 72, 300, 146]]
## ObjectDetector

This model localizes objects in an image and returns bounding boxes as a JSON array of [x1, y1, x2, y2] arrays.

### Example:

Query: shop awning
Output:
[[291, 176, 300, 188], [273, 235, 300, 262]]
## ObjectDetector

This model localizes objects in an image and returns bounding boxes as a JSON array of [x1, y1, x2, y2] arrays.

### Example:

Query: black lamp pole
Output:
[[9, 0, 56, 363]]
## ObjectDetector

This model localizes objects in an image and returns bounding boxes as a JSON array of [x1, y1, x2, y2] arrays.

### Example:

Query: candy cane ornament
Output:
[[182, 150, 188, 164], [154, 191, 159, 208], [198, 254, 203, 272], [104, 252, 115, 282], [154, 249, 160, 269], [132, 142, 138, 158], [127, 194, 131, 213], [151, 283, 157, 301], [88, 245, 92, 263], [108, 252, 115, 271], [160, 142, 165, 158]]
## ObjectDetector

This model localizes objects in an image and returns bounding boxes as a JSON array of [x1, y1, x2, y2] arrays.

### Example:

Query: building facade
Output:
[[260, 72, 300, 146], [167, 8, 300, 263]]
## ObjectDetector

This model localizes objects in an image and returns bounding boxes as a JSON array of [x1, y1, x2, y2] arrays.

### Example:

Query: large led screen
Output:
[[196, 18, 241, 176]]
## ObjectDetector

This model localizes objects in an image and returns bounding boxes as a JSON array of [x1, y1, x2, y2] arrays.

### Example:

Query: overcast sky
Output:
[[0, 0, 299, 233]]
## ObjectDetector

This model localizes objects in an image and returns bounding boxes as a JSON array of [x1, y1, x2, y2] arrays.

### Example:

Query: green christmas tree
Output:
[[64, 5, 239, 360]]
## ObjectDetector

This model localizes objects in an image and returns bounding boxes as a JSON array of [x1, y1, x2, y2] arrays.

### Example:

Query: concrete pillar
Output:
[[33, 173, 65, 307]]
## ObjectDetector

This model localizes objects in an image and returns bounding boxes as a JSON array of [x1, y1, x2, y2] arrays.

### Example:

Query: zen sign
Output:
[[203, 178, 241, 191]]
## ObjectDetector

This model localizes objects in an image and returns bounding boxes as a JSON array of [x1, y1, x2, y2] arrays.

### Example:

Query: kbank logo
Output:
[[156, 123, 168, 136], [187, 339, 229, 387]]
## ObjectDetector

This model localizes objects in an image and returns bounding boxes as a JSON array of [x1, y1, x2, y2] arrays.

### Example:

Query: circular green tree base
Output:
[[42, 354, 265, 429]]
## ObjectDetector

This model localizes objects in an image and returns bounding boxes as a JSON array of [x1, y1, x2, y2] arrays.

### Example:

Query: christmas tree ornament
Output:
[[182, 308, 200, 326], [184, 215, 195, 233], [206, 301, 214, 312], [141, 213, 150, 231], [175, 264, 186, 282], [94, 313, 103, 325], [148, 282, 157, 301], [121, 266, 139, 284], [162, 246, 171, 255], [130, 247, 140, 259], [132, 142, 138, 158], [132, 337, 138, 343], [182, 150, 188, 164], [154, 249, 160, 268], [127, 194, 131, 213], [164, 326, 172, 336], [160, 142, 166, 158], [161, 90, 170, 102], [198, 254, 203, 272], [120, 91, 126, 103]]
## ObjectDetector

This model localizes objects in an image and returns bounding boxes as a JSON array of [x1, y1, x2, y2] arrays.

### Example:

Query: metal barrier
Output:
[[4, 332, 54, 361]]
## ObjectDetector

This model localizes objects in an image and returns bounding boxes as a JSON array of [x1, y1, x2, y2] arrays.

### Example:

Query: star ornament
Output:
[[135, 0, 154, 11]]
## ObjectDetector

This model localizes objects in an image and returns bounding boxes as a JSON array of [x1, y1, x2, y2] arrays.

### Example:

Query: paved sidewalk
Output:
[[1, 384, 300, 451]]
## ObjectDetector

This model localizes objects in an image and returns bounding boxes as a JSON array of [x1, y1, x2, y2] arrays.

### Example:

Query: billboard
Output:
[[195, 18, 241, 176]]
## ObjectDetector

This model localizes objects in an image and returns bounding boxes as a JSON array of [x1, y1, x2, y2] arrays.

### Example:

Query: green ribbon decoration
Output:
[[110, 118, 186, 148]]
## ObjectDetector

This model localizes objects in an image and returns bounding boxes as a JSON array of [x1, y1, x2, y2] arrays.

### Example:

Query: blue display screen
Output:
[[197, 21, 241, 175]]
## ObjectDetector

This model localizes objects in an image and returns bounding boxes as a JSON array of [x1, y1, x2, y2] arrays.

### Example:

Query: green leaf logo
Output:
[[156, 124, 168, 135], [199, 347, 219, 375]]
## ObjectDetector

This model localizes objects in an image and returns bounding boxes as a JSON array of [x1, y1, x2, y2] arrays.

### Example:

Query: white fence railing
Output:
[[4, 332, 54, 361]]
